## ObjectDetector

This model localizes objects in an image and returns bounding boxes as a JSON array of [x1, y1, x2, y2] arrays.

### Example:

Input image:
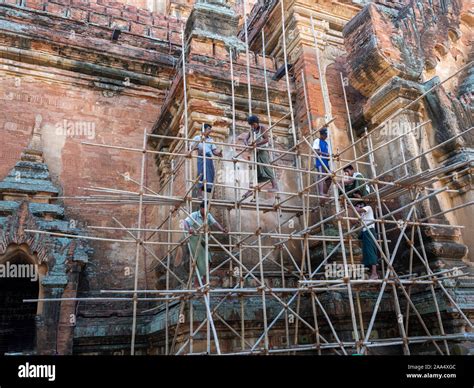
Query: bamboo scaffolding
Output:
[[21, 2, 474, 356], [310, 14, 361, 353]]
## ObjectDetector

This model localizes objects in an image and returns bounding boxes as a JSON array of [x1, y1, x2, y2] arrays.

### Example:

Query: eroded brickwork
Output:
[[0, 0, 472, 355]]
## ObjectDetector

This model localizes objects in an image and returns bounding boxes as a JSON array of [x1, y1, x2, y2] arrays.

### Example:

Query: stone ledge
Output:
[[0, 2, 184, 42]]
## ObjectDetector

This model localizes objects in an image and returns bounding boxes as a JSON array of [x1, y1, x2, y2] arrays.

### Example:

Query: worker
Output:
[[183, 201, 228, 287], [191, 123, 223, 198], [342, 165, 370, 199], [355, 201, 379, 280], [312, 127, 332, 199], [242, 115, 278, 199]]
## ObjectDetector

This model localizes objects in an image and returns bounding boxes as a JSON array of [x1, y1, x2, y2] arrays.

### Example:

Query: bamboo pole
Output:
[[22, 25, 474, 356]]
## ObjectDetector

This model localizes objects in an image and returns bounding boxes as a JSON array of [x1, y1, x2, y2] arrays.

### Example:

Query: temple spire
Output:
[[22, 114, 44, 162]]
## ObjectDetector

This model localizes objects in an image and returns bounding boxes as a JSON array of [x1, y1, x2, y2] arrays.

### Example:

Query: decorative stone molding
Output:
[[0, 121, 92, 354]]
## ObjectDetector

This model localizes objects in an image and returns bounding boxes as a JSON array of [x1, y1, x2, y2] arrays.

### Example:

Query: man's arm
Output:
[[343, 175, 355, 185], [244, 132, 251, 146], [319, 150, 330, 157], [189, 136, 200, 153], [212, 147, 223, 157], [208, 214, 228, 234], [313, 139, 329, 157], [314, 149, 330, 158], [353, 176, 364, 198], [183, 219, 195, 234], [312, 139, 320, 154], [213, 222, 228, 234], [256, 130, 269, 147]]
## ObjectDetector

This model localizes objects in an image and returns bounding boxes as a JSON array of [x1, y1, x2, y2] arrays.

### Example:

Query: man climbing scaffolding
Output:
[[242, 115, 278, 199], [312, 127, 332, 200], [355, 201, 379, 280], [190, 123, 223, 198], [342, 164, 370, 200], [183, 201, 228, 287]]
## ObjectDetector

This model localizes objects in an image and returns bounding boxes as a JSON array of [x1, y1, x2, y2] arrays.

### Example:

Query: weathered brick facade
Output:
[[0, 0, 472, 355]]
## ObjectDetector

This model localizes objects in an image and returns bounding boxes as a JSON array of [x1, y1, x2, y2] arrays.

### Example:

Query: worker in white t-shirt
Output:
[[355, 202, 378, 280], [190, 123, 223, 198], [184, 201, 228, 287]]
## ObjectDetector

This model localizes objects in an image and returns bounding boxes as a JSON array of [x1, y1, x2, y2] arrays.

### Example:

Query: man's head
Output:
[[343, 164, 355, 177], [247, 115, 260, 130], [199, 200, 208, 217], [319, 127, 328, 140], [355, 201, 367, 209], [202, 123, 212, 136]]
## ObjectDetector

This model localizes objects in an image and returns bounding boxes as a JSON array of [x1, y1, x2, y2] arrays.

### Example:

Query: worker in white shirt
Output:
[[355, 202, 379, 280], [242, 115, 278, 199], [183, 201, 228, 287], [190, 123, 223, 198]]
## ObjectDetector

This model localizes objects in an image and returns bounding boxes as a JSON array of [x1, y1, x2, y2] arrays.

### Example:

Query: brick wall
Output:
[[0, 65, 164, 298], [1, 0, 184, 43]]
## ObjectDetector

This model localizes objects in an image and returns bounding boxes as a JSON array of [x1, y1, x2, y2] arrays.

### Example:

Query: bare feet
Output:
[[270, 180, 278, 192], [369, 272, 379, 280]]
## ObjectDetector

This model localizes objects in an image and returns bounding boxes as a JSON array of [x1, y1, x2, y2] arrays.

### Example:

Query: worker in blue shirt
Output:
[[312, 127, 332, 199]]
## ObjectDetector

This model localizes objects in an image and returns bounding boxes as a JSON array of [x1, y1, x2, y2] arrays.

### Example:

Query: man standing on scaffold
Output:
[[242, 115, 278, 199], [190, 123, 223, 198]]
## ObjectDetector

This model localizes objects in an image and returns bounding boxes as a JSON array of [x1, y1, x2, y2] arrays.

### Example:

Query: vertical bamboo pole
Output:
[[181, 25, 195, 355], [130, 128, 148, 355], [301, 69, 324, 352], [262, 29, 290, 347], [366, 128, 410, 354], [310, 14, 360, 353]]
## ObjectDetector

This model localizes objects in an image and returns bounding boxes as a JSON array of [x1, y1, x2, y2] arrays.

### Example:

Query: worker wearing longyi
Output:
[[355, 201, 379, 280], [242, 115, 278, 199], [183, 201, 228, 287], [190, 123, 223, 198]]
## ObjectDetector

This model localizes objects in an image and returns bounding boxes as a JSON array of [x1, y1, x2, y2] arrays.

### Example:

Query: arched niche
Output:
[[0, 243, 47, 355]]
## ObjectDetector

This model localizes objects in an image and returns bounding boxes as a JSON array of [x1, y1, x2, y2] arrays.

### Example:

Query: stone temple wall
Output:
[[0, 0, 183, 353], [0, 0, 472, 354]]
